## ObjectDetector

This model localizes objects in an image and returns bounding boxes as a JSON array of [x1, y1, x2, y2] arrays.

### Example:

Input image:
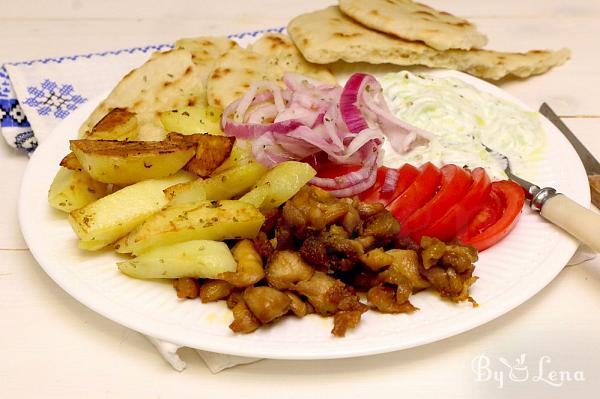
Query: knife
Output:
[[539, 102, 600, 209]]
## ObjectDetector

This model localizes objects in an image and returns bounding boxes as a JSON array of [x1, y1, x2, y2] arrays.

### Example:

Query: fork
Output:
[[482, 144, 600, 252]]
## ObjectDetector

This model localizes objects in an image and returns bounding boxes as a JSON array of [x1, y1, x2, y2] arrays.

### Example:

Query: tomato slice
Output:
[[460, 180, 526, 251], [421, 167, 492, 241], [458, 188, 503, 241], [401, 164, 473, 240], [379, 164, 420, 206], [303, 152, 362, 178], [388, 162, 442, 223], [358, 167, 389, 202], [360, 164, 419, 205]]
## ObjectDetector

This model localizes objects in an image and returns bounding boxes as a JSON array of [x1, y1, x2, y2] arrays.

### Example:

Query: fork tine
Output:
[[481, 143, 510, 174]]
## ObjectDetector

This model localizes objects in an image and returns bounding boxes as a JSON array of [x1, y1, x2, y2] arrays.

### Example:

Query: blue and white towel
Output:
[[1, 44, 172, 154]]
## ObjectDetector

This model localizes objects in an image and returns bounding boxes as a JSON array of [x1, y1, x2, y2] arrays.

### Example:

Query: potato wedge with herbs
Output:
[[160, 106, 223, 136], [48, 167, 109, 212], [119, 200, 264, 255], [212, 141, 254, 174], [78, 238, 115, 251], [70, 139, 196, 185], [165, 162, 267, 205], [59, 152, 82, 171], [117, 240, 236, 279], [239, 161, 316, 210], [166, 132, 235, 177], [86, 108, 139, 141], [69, 172, 194, 250]]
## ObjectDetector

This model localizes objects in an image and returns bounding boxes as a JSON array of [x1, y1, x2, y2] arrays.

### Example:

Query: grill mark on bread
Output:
[[414, 10, 434, 17], [334, 32, 361, 38]]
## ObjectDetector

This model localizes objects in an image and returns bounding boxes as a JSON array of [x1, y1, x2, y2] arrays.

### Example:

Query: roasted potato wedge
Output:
[[167, 132, 235, 177], [69, 172, 194, 250], [239, 161, 316, 210], [86, 108, 139, 141], [59, 152, 82, 171], [211, 141, 254, 173], [48, 167, 109, 212], [117, 240, 236, 279], [78, 238, 115, 251], [118, 200, 265, 255], [165, 162, 267, 205], [70, 139, 196, 185], [159, 106, 223, 136]]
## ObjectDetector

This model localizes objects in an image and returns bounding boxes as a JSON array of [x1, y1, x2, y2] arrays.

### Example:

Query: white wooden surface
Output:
[[1, 1, 600, 398]]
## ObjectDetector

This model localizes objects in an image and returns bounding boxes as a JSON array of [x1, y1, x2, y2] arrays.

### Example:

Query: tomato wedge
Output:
[[460, 180, 526, 251], [388, 162, 442, 223], [303, 152, 362, 178], [401, 164, 473, 240], [421, 167, 492, 241], [360, 164, 419, 205]]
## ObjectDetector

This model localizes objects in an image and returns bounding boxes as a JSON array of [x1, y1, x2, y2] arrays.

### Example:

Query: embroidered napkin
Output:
[[2, 26, 595, 372], [0, 29, 289, 372]]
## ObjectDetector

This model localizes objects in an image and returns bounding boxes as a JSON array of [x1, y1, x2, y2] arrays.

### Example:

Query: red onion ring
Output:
[[381, 168, 399, 194]]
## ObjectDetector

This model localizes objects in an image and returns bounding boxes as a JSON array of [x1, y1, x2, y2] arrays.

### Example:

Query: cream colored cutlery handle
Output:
[[540, 194, 600, 253]]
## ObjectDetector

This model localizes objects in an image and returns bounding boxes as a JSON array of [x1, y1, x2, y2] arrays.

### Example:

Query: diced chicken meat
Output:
[[266, 250, 315, 290]]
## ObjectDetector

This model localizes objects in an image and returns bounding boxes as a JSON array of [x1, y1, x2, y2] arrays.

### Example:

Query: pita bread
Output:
[[206, 34, 340, 109], [288, 7, 570, 80], [339, 0, 487, 51], [79, 49, 204, 141], [206, 47, 273, 109], [250, 32, 337, 84], [174, 36, 239, 98]]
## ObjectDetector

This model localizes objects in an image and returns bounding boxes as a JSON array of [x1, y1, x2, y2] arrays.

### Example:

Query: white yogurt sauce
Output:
[[381, 71, 545, 180]]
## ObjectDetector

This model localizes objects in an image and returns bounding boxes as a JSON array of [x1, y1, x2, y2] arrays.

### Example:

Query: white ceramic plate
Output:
[[19, 69, 590, 360]]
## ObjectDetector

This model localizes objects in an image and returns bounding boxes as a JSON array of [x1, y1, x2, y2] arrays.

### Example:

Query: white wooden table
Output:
[[1, 1, 599, 397]]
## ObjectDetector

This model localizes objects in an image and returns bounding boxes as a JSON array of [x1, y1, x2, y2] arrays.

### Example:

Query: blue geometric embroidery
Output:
[[14, 130, 38, 154], [228, 26, 285, 40], [0, 66, 11, 99], [0, 99, 31, 128], [24, 79, 86, 119]]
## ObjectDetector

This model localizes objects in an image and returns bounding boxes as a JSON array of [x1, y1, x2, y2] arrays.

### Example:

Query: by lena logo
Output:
[[471, 353, 585, 388]]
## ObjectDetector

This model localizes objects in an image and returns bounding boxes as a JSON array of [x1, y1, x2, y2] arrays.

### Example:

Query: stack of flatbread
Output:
[[80, 0, 569, 140], [288, 1, 570, 81], [79, 33, 336, 140]]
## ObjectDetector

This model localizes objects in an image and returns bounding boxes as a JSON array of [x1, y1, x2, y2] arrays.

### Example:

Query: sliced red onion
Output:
[[274, 106, 321, 127], [234, 81, 285, 122], [326, 153, 381, 197], [327, 170, 378, 197], [220, 72, 433, 197], [322, 104, 344, 151], [272, 132, 321, 159], [326, 129, 383, 164], [381, 168, 399, 194], [310, 145, 378, 189], [286, 125, 343, 155], [339, 73, 370, 133], [246, 103, 278, 124], [252, 133, 296, 167], [359, 81, 433, 153], [222, 115, 304, 140]]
